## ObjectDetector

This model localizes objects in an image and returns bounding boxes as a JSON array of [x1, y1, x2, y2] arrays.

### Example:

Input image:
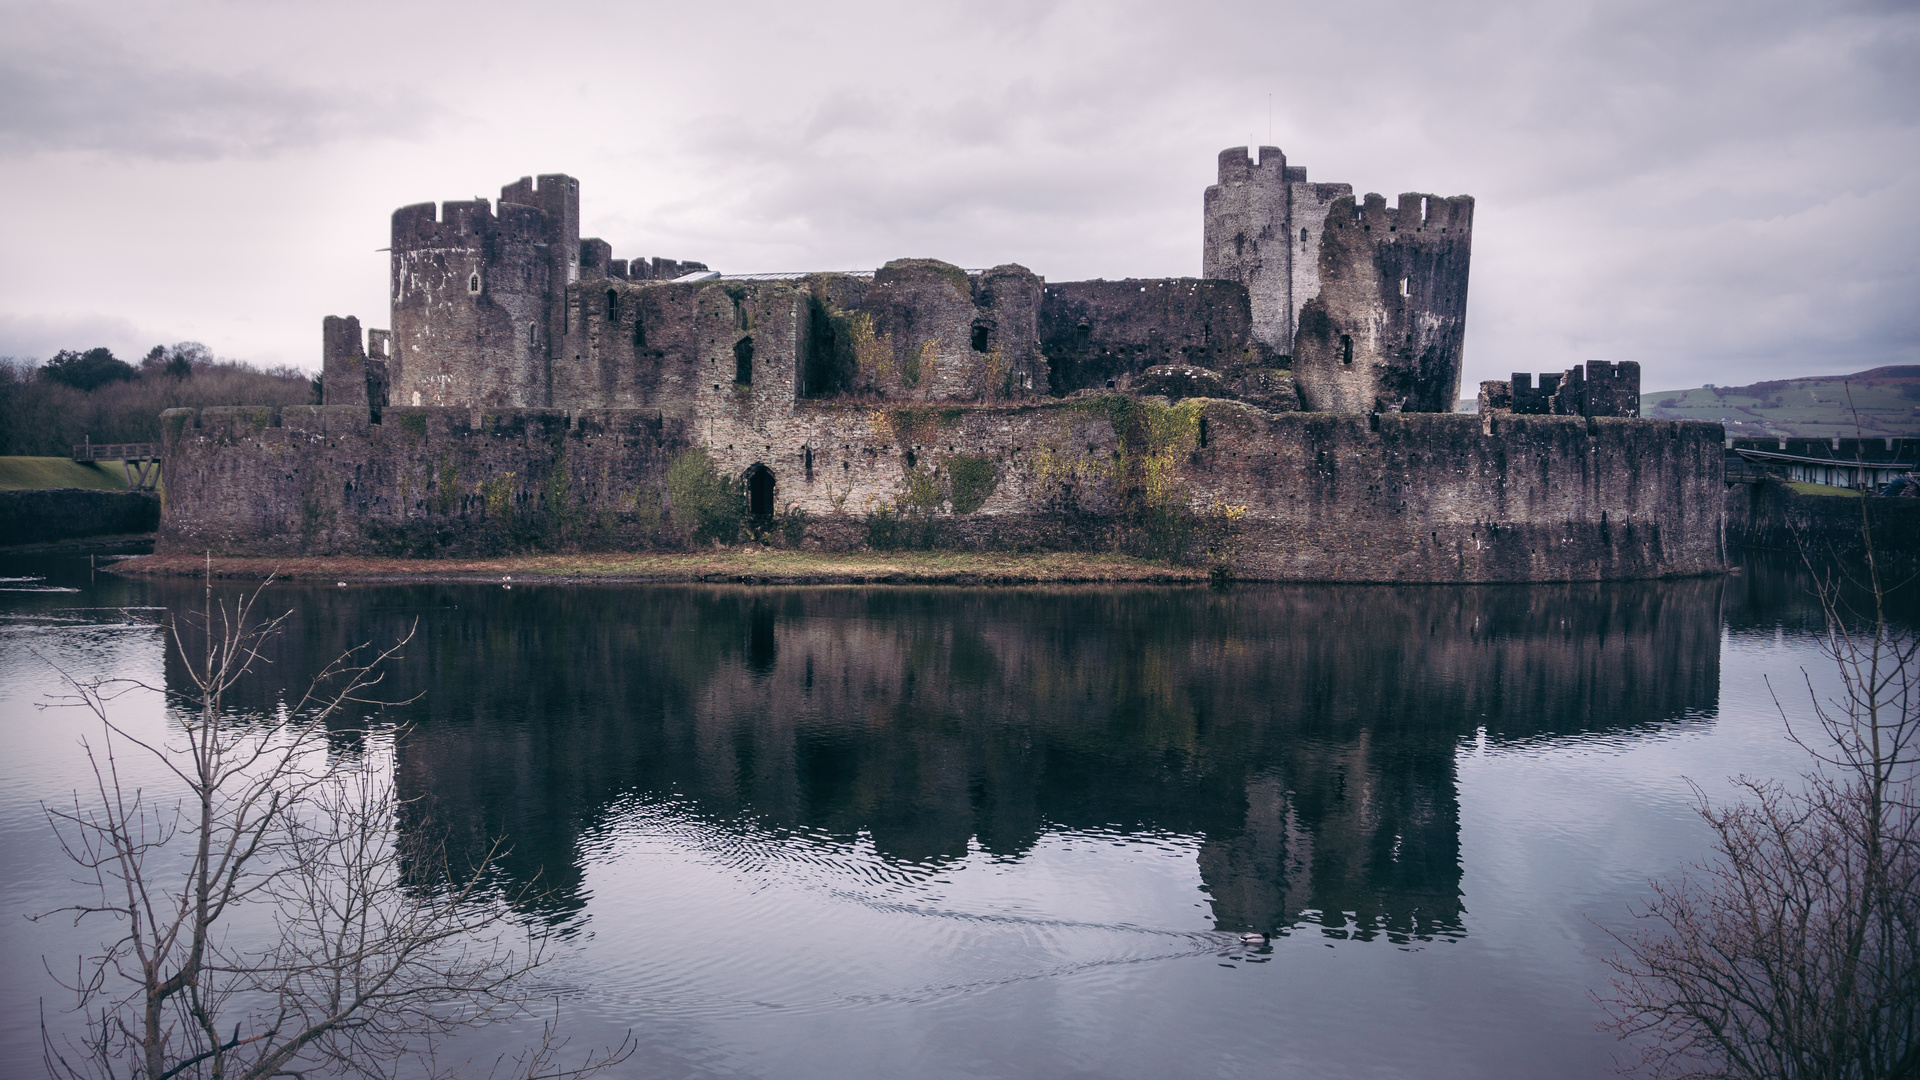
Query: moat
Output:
[[0, 554, 1897, 1078]]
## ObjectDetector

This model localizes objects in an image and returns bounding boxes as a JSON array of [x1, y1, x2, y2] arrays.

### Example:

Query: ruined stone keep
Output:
[[180, 148, 1722, 582]]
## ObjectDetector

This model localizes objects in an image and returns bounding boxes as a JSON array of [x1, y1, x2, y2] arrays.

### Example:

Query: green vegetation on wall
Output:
[[804, 286, 892, 396], [1041, 395, 1241, 565], [872, 406, 963, 447], [946, 456, 999, 514], [667, 447, 744, 544]]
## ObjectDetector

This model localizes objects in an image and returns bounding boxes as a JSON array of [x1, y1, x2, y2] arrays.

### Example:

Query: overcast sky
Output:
[[1, 0, 1913, 393]]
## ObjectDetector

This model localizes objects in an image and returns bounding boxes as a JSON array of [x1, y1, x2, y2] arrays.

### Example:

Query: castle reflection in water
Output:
[[167, 578, 1728, 941]]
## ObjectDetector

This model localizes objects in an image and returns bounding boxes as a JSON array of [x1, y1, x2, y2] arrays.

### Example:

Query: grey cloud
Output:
[[0, 12, 438, 160], [0, 312, 148, 362], [5, 0, 1912, 393]]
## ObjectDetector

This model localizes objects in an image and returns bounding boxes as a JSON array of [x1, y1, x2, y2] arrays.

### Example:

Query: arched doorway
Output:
[[745, 464, 775, 517]]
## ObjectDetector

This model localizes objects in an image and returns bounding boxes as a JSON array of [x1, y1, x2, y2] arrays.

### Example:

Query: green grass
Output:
[[1643, 373, 1920, 439], [0, 456, 132, 491], [1786, 481, 1864, 499]]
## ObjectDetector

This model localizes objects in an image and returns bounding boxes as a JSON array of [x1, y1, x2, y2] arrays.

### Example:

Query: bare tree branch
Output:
[[35, 566, 631, 1080], [1596, 445, 1920, 1079]]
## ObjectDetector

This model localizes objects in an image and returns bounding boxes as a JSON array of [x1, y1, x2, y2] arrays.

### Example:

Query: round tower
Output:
[[1203, 146, 1292, 354]]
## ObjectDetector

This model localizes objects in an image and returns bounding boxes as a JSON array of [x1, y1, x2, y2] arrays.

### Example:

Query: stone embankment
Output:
[[0, 488, 161, 547], [1726, 480, 1920, 570]]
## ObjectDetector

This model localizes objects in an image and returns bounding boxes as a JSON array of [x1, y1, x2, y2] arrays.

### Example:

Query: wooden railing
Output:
[[71, 442, 163, 491], [73, 442, 161, 463]]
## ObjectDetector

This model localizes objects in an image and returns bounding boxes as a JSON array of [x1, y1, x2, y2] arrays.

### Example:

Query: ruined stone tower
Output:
[[388, 174, 705, 409], [1204, 147, 1473, 413]]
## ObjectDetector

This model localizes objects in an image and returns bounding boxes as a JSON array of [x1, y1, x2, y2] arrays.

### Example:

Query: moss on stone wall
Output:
[[872, 406, 963, 446], [1054, 394, 1214, 562], [433, 453, 460, 517], [882, 258, 971, 296], [480, 473, 515, 521], [947, 455, 998, 513], [805, 293, 892, 395], [903, 340, 931, 386], [539, 453, 584, 545]]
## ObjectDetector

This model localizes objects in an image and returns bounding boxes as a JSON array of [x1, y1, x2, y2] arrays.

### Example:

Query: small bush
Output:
[[864, 504, 945, 551], [667, 447, 743, 544], [780, 506, 809, 548]]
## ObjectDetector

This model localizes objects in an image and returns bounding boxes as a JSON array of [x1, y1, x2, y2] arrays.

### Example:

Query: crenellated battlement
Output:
[[1488, 361, 1639, 419], [1334, 192, 1474, 233], [1214, 145, 1289, 186], [391, 198, 508, 249]]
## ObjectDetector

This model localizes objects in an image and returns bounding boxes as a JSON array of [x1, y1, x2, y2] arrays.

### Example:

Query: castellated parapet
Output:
[[1480, 361, 1641, 418], [1204, 147, 1473, 414]]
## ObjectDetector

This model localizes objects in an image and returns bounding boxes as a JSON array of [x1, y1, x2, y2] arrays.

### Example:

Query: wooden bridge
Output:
[[72, 441, 162, 491]]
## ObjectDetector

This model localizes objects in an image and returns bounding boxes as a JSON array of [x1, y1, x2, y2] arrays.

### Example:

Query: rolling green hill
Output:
[[1643, 366, 1920, 439]]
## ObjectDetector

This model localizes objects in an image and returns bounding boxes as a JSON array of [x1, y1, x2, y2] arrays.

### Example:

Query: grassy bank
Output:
[[1786, 481, 1864, 498], [112, 549, 1211, 586], [0, 456, 134, 491]]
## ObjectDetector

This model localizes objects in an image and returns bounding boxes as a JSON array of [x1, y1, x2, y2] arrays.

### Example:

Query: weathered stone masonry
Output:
[[159, 396, 1723, 582], [157, 147, 1724, 581]]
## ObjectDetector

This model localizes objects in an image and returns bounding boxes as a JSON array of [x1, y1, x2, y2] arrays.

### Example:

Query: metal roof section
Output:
[[711, 269, 991, 281], [1732, 447, 1916, 467]]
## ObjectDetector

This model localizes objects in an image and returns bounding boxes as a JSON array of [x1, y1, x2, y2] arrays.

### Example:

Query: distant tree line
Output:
[[0, 344, 317, 455]]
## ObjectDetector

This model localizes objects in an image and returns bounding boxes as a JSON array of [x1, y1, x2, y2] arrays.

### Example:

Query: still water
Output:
[[0, 552, 1892, 1078]]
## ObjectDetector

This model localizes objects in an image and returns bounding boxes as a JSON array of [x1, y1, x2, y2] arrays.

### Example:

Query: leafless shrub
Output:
[[1598, 496, 1920, 1078], [34, 568, 630, 1080]]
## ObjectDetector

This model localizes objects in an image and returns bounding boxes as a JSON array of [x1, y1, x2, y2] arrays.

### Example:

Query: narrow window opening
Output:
[[1301, 227, 1309, 243], [1341, 335, 1353, 364], [528, 322, 538, 345], [1400, 277, 1410, 297], [971, 324, 989, 352], [633, 315, 646, 348], [804, 446, 814, 482], [1198, 416, 1210, 448], [1421, 196, 1430, 223], [905, 449, 917, 470], [733, 336, 754, 385], [468, 273, 481, 293], [606, 289, 618, 321]]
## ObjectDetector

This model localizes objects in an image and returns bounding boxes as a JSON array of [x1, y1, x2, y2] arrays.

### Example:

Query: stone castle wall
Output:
[[1203, 147, 1473, 414], [161, 154, 1718, 583], [157, 405, 691, 557], [158, 399, 1724, 582]]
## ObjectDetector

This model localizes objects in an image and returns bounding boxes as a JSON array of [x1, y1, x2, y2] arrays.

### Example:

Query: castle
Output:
[[324, 148, 1482, 417], [161, 148, 1721, 582]]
